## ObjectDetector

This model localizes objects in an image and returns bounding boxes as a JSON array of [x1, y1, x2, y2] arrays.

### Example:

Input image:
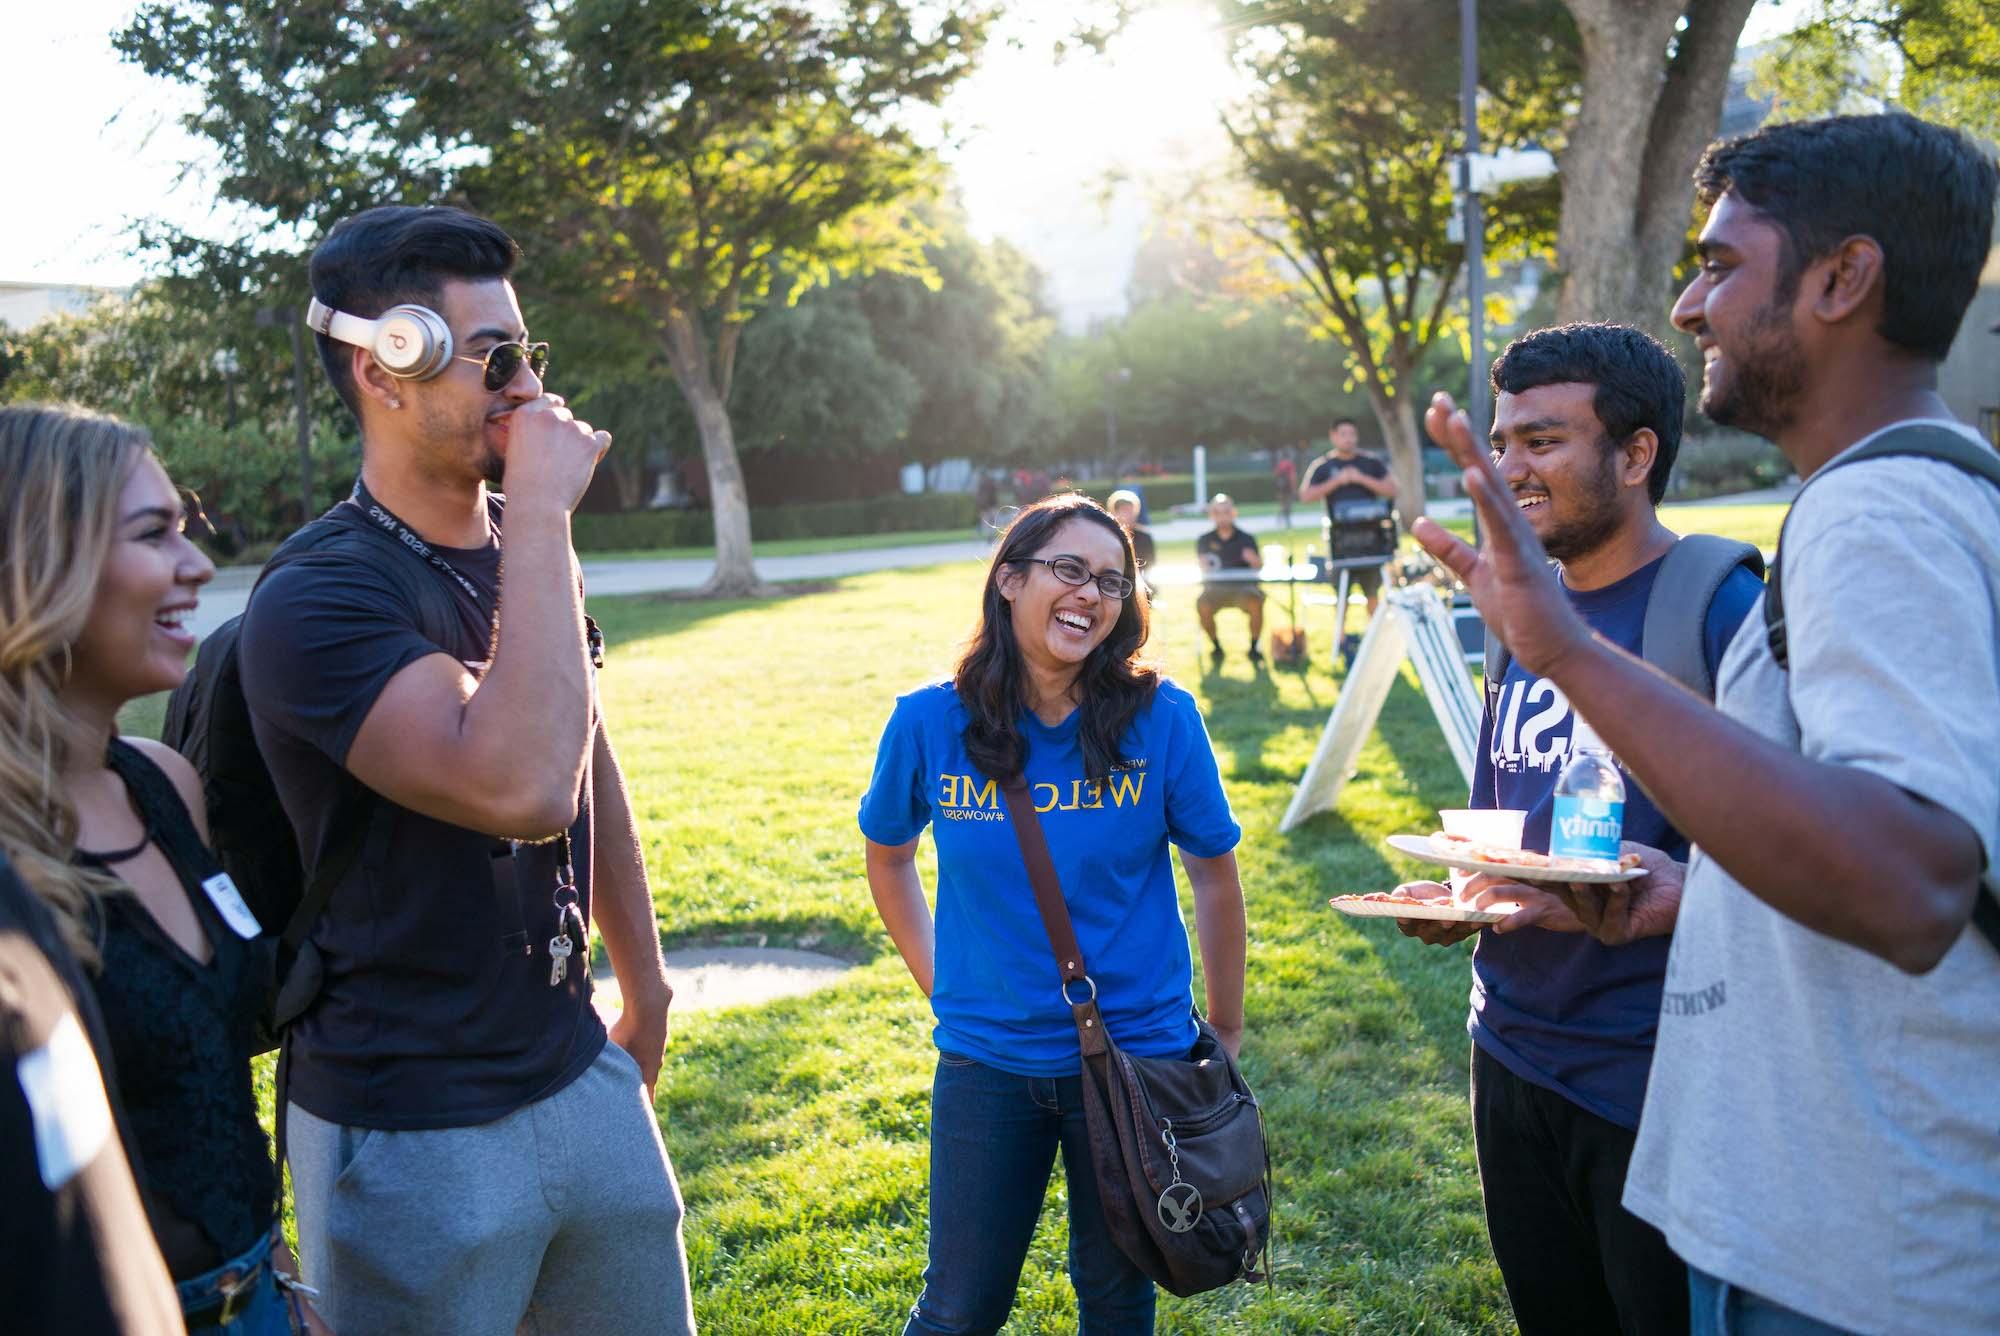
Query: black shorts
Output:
[[1340, 565, 1384, 600]]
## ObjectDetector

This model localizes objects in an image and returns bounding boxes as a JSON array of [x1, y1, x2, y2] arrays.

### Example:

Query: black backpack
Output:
[[161, 500, 462, 1043], [1483, 532, 1765, 710], [1763, 424, 2000, 954]]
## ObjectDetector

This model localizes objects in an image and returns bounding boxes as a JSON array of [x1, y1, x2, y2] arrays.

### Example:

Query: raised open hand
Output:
[[1408, 392, 1593, 677]]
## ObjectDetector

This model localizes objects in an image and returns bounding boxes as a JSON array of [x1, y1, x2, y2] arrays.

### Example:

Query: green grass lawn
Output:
[[113, 498, 1791, 1333]]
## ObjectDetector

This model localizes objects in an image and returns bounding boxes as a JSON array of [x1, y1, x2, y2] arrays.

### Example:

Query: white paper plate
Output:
[[1329, 896, 1515, 924], [1384, 833, 1644, 884]]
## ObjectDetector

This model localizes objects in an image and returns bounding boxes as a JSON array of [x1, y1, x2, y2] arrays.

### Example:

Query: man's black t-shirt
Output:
[[1309, 451, 1392, 519], [0, 857, 182, 1334], [1196, 527, 1260, 577], [239, 498, 605, 1130]]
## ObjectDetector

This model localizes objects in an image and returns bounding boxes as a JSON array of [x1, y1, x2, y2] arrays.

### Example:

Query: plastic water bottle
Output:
[[1550, 716, 1625, 866]]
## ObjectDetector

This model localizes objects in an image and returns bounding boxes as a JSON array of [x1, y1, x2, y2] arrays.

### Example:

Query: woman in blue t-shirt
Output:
[[860, 493, 1248, 1335]]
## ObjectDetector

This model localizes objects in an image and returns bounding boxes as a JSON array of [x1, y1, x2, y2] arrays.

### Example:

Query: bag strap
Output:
[[1639, 534, 1764, 701], [998, 779, 1091, 992], [1766, 425, 1999, 669], [1762, 425, 2000, 955]]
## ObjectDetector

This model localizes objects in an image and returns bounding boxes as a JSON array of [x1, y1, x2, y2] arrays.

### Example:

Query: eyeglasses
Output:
[[1024, 555, 1134, 600], [455, 340, 550, 391]]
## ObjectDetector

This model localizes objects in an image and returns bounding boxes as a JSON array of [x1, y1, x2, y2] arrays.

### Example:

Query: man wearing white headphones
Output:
[[238, 206, 694, 1334]]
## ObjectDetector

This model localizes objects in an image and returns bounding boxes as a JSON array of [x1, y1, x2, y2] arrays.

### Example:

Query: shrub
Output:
[[148, 416, 360, 546], [572, 491, 979, 552], [1077, 470, 1279, 510], [1670, 432, 1794, 500]]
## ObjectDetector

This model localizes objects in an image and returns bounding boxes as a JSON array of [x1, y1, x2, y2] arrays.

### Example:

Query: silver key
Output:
[[548, 933, 574, 986]]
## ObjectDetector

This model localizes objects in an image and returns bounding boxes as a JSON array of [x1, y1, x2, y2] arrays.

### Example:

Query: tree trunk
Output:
[[1553, 0, 1756, 336], [662, 309, 767, 597], [601, 445, 647, 511], [1364, 380, 1428, 528]]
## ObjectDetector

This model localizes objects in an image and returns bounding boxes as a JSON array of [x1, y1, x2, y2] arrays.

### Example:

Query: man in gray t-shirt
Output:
[[1411, 114, 1999, 1334]]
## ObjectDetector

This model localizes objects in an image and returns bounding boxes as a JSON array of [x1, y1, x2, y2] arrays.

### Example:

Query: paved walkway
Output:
[[186, 488, 1794, 640]]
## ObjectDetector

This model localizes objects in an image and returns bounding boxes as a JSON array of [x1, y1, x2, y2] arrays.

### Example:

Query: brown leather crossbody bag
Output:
[[999, 778, 1272, 1297]]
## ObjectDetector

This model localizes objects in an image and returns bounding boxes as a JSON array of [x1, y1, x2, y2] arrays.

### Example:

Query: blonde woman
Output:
[[0, 403, 330, 1334]]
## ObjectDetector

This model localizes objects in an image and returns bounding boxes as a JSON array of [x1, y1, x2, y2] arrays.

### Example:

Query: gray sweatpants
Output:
[[288, 1040, 696, 1335]]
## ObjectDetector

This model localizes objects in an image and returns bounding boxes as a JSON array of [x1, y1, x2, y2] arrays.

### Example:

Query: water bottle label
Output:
[[1551, 795, 1624, 862]]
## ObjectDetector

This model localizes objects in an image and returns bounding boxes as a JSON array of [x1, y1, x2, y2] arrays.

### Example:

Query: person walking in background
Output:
[[1273, 445, 1298, 534], [1195, 493, 1265, 667], [1392, 325, 1763, 1336], [0, 402, 332, 1333], [1416, 112, 2000, 1335], [238, 207, 693, 1335], [861, 493, 1248, 1336]]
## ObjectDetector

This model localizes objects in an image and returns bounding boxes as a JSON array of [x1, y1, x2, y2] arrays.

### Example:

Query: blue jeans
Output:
[[1690, 1267, 1859, 1336], [177, 1229, 299, 1334], [904, 1052, 1156, 1335]]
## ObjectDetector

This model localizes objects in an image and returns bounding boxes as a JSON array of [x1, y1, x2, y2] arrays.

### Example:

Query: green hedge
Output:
[[1077, 470, 1281, 510], [572, 491, 979, 552]]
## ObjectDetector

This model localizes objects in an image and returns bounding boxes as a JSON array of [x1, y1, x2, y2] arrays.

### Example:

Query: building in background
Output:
[[0, 280, 125, 331]]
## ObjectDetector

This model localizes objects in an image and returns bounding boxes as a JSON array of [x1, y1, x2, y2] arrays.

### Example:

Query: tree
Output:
[[1750, 0, 2000, 139], [1550, 0, 1763, 333], [858, 206, 1058, 466], [119, 0, 994, 594], [1218, 0, 1570, 516]]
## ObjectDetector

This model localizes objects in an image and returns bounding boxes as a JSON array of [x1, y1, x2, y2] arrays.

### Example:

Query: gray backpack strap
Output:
[[1767, 425, 2000, 669], [1640, 535, 1765, 699], [1482, 624, 1509, 706]]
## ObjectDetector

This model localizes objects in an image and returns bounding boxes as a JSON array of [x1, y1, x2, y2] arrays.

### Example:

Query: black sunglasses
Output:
[[1025, 554, 1135, 600], [455, 340, 550, 391]]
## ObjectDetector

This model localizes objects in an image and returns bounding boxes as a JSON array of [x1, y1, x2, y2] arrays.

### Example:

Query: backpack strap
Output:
[[245, 498, 476, 956], [1640, 535, 1764, 701], [1762, 425, 2000, 956], [1765, 426, 2000, 669]]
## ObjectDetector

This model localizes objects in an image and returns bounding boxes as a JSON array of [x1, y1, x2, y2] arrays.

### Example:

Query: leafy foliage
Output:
[[1215, 0, 1573, 512], [1752, 0, 2000, 138], [116, 0, 998, 592]]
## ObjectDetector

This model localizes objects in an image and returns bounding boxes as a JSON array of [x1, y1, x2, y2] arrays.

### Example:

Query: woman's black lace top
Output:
[[81, 739, 276, 1275]]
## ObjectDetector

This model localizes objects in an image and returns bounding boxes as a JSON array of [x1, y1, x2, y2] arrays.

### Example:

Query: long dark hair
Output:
[[954, 493, 1159, 783]]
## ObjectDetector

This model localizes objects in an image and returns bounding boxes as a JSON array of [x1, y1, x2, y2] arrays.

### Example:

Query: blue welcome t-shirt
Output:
[[1469, 551, 1762, 1128], [859, 680, 1241, 1077]]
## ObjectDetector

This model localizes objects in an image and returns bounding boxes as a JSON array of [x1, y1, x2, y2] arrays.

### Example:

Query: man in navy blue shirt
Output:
[[1396, 324, 1762, 1336]]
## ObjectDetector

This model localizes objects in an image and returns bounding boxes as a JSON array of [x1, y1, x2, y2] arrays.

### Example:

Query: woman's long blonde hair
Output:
[[0, 403, 153, 965]]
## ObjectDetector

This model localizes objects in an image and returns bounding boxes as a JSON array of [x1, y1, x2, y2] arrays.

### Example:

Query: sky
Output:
[[2, 0, 1816, 326]]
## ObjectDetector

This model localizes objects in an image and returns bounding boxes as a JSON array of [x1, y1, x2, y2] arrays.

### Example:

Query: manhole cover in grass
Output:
[[591, 946, 852, 1021]]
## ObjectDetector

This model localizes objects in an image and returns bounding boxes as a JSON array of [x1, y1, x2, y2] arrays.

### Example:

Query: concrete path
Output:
[[590, 946, 853, 1023], [184, 487, 1802, 641], [185, 508, 1336, 638]]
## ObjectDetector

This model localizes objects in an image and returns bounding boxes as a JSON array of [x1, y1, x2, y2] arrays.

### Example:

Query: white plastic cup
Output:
[[1439, 808, 1527, 894]]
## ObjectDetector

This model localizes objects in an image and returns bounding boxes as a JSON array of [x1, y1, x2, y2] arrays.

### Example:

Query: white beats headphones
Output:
[[305, 297, 454, 380]]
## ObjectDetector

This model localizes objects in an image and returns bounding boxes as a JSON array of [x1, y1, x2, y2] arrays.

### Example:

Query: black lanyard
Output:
[[349, 478, 490, 608]]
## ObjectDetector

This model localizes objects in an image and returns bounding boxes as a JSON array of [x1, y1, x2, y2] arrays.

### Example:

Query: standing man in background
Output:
[[1301, 418, 1398, 646]]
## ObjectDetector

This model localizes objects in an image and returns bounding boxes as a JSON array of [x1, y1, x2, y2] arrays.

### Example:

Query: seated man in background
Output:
[[1195, 493, 1264, 666]]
